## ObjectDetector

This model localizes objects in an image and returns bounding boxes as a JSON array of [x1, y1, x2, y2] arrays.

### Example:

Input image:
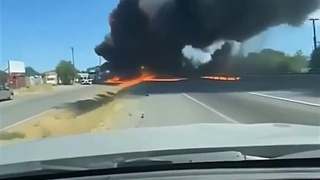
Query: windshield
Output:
[[1, 0, 320, 178]]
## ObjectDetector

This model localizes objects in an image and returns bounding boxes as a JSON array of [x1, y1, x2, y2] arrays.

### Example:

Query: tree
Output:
[[310, 48, 320, 72], [277, 58, 291, 72], [0, 70, 7, 84], [225, 48, 309, 74], [55, 60, 77, 85], [294, 50, 304, 57], [25, 67, 39, 76]]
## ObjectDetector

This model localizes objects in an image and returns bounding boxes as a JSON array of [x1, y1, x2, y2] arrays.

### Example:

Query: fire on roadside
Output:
[[201, 76, 241, 81], [105, 70, 188, 87], [105, 73, 240, 87], [143, 78, 187, 82], [105, 76, 122, 84], [105, 71, 155, 87]]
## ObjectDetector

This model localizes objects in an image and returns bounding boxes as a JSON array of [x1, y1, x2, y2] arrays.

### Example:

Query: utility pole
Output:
[[71, 47, 75, 68], [309, 18, 319, 50], [99, 56, 102, 66], [71, 47, 76, 85]]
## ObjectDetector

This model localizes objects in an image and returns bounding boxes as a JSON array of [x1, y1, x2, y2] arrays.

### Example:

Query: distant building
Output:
[[7, 73, 25, 89], [77, 73, 89, 78], [25, 76, 43, 86], [6, 60, 26, 89], [42, 71, 60, 85], [85, 62, 112, 84], [87, 66, 100, 73]]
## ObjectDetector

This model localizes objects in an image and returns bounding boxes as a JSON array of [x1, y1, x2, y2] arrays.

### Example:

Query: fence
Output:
[[25, 76, 44, 87]]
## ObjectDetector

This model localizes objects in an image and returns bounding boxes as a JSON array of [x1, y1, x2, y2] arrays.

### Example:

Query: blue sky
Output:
[[1, 0, 118, 72], [1, 0, 320, 72]]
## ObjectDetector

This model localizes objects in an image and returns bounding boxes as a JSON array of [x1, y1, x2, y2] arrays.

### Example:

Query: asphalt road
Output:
[[112, 80, 320, 129], [1, 79, 319, 131], [0, 85, 114, 130]]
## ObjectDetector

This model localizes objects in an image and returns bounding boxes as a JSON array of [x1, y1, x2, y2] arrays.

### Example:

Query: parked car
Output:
[[0, 84, 14, 101]]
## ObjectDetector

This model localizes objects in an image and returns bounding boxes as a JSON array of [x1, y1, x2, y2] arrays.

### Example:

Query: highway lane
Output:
[[187, 92, 320, 125], [248, 90, 320, 106], [0, 85, 116, 130], [112, 80, 320, 129]]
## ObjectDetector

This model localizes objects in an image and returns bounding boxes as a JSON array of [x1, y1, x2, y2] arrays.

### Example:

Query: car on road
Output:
[[80, 77, 93, 85], [0, 84, 14, 101]]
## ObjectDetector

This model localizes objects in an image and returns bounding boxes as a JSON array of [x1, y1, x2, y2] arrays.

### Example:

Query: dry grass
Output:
[[0, 88, 125, 146], [14, 84, 53, 95], [0, 131, 25, 140]]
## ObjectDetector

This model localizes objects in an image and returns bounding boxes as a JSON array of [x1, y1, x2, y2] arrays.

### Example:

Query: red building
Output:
[[7, 73, 26, 89], [4, 60, 27, 89]]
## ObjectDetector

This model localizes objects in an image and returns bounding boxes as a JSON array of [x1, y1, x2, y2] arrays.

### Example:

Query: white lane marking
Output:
[[0, 109, 55, 131], [182, 93, 239, 124], [249, 92, 320, 107]]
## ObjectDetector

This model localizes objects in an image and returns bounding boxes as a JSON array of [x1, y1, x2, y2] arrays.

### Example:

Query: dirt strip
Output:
[[0, 73, 151, 147], [13, 84, 53, 96], [0, 86, 127, 147]]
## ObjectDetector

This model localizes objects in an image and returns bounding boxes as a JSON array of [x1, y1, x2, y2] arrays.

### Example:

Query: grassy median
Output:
[[0, 87, 125, 146]]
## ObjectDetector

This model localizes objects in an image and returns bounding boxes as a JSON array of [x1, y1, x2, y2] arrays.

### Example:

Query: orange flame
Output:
[[143, 78, 187, 82], [201, 76, 241, 81], [105, 71, 155, 87], [105, 70, 188, 87], [118, 72, 155, 88]]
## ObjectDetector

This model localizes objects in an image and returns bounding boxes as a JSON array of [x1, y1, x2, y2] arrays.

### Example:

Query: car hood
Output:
[[1, 123, 319, 165]]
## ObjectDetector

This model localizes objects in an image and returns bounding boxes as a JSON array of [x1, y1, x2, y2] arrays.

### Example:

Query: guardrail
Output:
[[198, 73, 319, 90]]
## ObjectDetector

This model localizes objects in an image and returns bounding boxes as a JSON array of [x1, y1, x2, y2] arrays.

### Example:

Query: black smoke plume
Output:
[[196, 42, 232, 75], [95, 0, 320, 74]]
